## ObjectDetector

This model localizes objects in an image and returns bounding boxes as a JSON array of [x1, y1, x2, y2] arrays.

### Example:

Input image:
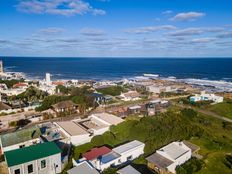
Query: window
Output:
[[14, 169, 20, 174], [41, 160, 46, 169], [19, 144, 25, 148], [127, 155, 133, 161], [27, 164, 33, 173]]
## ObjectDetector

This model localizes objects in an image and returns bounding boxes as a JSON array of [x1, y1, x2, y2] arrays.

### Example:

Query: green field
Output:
[[208, 101, 232, 119]]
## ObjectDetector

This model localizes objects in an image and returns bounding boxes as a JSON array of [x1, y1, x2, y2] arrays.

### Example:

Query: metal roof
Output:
[[5, 142, 61, 167], [67, 161, 99, 174], [113, 140, 144, 155], [118, 165, 141, 174]]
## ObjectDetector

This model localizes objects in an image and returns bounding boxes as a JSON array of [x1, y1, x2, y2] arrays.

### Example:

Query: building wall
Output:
[[70, 134, 92, 146], [93, 126, 110, 136], [8, 153, 61, 174], [116, 144, 145, 163]]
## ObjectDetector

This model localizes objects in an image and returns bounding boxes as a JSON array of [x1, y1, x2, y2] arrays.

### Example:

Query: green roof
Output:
[[5, 142, 61, 167], [0, 126, 42, 147]]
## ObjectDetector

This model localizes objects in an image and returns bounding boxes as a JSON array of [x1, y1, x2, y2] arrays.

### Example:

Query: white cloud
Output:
[[16, 0, 106, 16], [125, 25, 177, 34], [80, 28, 105, 36], [168, 28, 204, 36], [191, 38, 216, 43], [162, 10, 173, 15], [38, 27, 65, 34], [170, 12, 205, 21]]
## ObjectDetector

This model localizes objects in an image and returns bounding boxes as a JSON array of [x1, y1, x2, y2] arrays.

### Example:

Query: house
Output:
[[54, 121, 91, 146], [52, 100, 78, 115], [68, 161, 99, 174], [119, 91, 140, 101], [82, 140, 145, 171], [117, 165, 141, 174], [0, 101, 12, 111], [128, 105, 142, 115], [54, 113, 123, 146], [190, 91, 223, 104], [90, 93, 106, 105], [5, 142, 62, 174], [0, 126, 42, 154], [146, 141, 192, 174]]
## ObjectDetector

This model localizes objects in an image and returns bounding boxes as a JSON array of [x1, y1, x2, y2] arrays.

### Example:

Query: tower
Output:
[[45, 73, 51, 85], [0, 60, 3, 73]]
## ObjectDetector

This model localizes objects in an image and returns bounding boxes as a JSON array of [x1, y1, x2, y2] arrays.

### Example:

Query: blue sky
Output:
[[0, 0, 232, 57]]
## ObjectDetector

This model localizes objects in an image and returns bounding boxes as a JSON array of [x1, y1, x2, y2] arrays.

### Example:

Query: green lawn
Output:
[[208, 101, 232, 119]]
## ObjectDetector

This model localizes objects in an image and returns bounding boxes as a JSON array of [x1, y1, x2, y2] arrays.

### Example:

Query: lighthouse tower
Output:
[[0, 60, 3, 73]]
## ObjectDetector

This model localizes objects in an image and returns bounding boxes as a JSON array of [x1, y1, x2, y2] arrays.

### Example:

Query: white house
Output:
[[0, 126, 42, 154], [190, 91, 223, 104], [119, 91, 140, 101], [80, 140, 145, 172], [54, 113, 124, 146], [146, 141, 192, 174], [5, 142, 62, 174], [69, 161, 99, 174]]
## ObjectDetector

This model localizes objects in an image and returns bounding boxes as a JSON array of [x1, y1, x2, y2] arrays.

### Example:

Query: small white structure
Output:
[[45, 73, 51, 85], [119, 91, 140, 101], [190, 91, 223, 104], [146, 141, 191, 174], [5, 142, 62, 174]]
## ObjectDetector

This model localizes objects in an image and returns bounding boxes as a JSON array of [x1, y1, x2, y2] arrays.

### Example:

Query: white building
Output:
[[0, 126, 42, 154], [45, 73, 51, 85], [83, 140, 145, 171], [5, 142, 62, 174], [146, 141, 192, 174], [119, 91, 140, 101], [55, 113, 124, 146], [190, 91, 223, 104]]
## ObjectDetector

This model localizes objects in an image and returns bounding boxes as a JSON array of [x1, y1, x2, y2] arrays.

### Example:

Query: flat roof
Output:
[[146, 153, 173, 169], [56, 121, 89, 136], [77, 117, 108, 130], [113, 140, 144, 155], [159, 142, 190, 160], [92, 113, 124, 125], [118, 165, 141, 174], [83, 146, 112, 161], [101, 151, 120, 164], [5, 142, 61, 167], [67, 161, 99, 174], [0, 125, 41, 147]]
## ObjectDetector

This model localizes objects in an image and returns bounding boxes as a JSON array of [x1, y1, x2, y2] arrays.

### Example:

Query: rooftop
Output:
[[5, 142, 61, 167], [158, 142, 190, 160], [117, 165, 141, 174], [0, 126, 41, 147], [146, 152, 173, 169], [101, 151, 120, 164], [56, 121, 89, 136], [76, 117, 108, 131], [52, 100, 77, 109], [92, 113, 124, 125], [67, 161, 99, 174], [83, 146, 112, 161], [113, 140, 144, 155]]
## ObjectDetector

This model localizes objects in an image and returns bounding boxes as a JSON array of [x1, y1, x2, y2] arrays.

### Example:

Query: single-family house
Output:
[[119, 91, 140, 101], [52, 100, 78, 115], [0, 126, 42, 154], [5, 142, 62, 174], [117, 165, 141, 174], [146, 141, 192, 174], [68, 161, 99, 174]]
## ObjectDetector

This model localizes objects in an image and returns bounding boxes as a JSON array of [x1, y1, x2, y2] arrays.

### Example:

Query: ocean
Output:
[[2, 57, 232, 82]]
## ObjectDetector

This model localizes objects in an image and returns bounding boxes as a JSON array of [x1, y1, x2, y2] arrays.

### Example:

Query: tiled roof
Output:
[[83, 146, 112, 160]]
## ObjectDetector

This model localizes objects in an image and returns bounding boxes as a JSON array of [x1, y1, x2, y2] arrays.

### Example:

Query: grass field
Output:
[[208, 101, 232, 119]]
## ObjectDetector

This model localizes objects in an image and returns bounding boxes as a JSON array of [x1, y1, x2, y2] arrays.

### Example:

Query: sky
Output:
[[0, 0, 232, 57]]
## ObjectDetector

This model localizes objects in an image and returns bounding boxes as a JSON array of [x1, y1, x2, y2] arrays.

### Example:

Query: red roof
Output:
[[13, 83, 28, 88], [52, 81, 65, 85], [83, 146, 112, 160]]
